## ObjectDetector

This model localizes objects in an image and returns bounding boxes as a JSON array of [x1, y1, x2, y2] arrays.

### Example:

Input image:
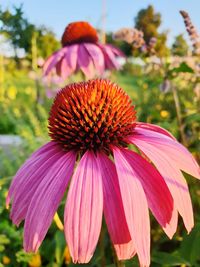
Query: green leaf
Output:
[[180, 223, 200, 265], [168, 62, 194, 79], [152, 251, 190, 266], [172, 62, 194, 73], [15, 250, 34, 263], [0, 234, 10, 245], [54, 231, 65, 265], [185, 113, 200, 124]]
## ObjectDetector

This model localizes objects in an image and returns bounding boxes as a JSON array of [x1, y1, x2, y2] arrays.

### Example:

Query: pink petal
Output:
[[24, 151, 76, 252], [84, 43, 105, 74], [132, 127, 200, 179], [6, 142, 58, 206], [105, 44, 125, 57], [10, 150, 65, 226], [163, 207, 178, 237], [64, 151, 103, 263], [43, 53, 56, 75], [65, 44, 78, 72], [117, 147, 174, 230], [78, 44, 95, 78], [113, 147, 150, 267], [96, 152, 135, 260], [135, 122, 175, 139], [98, 43, 120, 70], [43, 48, 67, 76], [129, 137, 194, 233], [55, 55, 73, 79], [115, 241, 136, 260], [60, 54, 74, 79]]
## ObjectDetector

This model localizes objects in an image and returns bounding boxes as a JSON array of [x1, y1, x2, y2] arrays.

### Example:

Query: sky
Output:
[[0, 0, 200, 45]]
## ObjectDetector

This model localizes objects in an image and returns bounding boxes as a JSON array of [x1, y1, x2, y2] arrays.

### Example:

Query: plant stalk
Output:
[[171, 85, 188, 146]]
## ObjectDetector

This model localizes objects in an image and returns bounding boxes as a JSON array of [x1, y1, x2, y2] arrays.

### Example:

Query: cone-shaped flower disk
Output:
[[43, 22, 124, 80], [7, 79, 200, 266]]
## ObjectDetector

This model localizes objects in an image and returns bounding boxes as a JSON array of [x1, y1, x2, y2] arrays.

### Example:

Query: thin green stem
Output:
[[99, 227, 106, 267], [116, 260, 125, 267], [112, 245, 125, 267], [171, 85, 188, 146]]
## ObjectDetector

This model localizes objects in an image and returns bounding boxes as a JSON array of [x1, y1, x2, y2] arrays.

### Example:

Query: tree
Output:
[[171, 34, 189, 56], [0, 4, 35, 58], [36, 26, 60, 59], [134, 5, 169, 56], [155, 32, 170, 57], [0, 5, 59, 62], [135, 5, 161, 43]]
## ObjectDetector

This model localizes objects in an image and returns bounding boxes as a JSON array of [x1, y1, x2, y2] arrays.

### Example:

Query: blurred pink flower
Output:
[[7, 80, 200, 266], [42, 75, 63, 98], [113, 27, 145, 47], [37, 57, 45, 68], [43, 22, 124, 80]]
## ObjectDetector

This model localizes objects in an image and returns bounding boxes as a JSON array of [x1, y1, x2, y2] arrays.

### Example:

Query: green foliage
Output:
[[167, 62, 194, 79], [135, 5, 161, 43], [36, 26, 60, 59], [0, 4, 35, 56], [180, 223, 200, 265], [134, 5, 169, 57], [152, 251, 190, 266], [0, 5, 59, 61], [172, 34, 189, 56], [155, 32, 170, 57]]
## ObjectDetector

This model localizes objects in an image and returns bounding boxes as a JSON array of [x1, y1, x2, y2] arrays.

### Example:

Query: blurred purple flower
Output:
[[160, 79, 171, 93], [180, 10, 200, 55], [42, 75, 64, 98]]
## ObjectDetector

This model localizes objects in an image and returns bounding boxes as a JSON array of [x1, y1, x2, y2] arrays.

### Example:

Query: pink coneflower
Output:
[[7, 79, 200, 266], [43, 22, 124, 80]]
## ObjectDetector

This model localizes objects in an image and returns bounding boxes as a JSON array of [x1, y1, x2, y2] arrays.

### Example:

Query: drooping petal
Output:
[[105, 44, 125, 57], [117, 147, 174, 231], [135, 122, 175, 139], [163, 208, 178, 238], [131, 127, 200, 179], [64, 151, 103, 263], [96, 152, 135, 260], [84, 43, 105, 75], [115, 241, 136, 261], [113, 147, 150, 267], [60, 54, 74, 79], [10, 150, 65, 226], [98, 43, 120, 70], [129, 136, 194, 233], [6, 141, 59, 206], [24, 151, 76, 252], [78, 44, 95, 78], [65, 44, 79, 73], [43, 48, 67, 75]]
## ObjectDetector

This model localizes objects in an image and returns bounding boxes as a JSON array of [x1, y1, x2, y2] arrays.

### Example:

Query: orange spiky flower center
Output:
[[49, 79, 137, 154], [61, 21, 98, 46]]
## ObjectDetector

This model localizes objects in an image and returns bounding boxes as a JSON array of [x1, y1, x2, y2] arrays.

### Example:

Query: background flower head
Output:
[[43, 22, 124, 80]]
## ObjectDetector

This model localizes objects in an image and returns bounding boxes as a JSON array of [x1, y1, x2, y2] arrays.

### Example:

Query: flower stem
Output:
[[116, 260, 125, 267], [99, 227, 106, 267], [112, 245, 125, 267], [171, 85, 188, 146]]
